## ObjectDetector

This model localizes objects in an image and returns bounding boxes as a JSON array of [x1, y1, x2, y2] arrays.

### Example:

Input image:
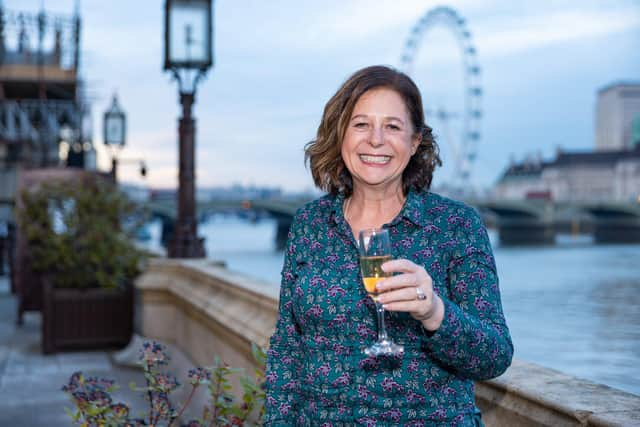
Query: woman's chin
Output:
[[353, 176, 402, 191]]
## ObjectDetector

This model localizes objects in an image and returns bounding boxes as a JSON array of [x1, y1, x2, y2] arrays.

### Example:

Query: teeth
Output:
[[360, 155, 391, 164]]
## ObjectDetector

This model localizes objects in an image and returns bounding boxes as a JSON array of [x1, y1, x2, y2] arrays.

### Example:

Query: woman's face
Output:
[[341, 87, 419, 194]]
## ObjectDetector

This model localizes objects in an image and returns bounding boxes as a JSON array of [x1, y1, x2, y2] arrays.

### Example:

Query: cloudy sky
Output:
[[8, 0, 640, 193]]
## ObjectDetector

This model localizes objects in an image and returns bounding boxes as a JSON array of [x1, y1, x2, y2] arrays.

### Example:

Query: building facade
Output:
[[595, 81, 640, 151], [493, 159, 549, 200], [496, 80, 640, 203], [495, 146, 640, 202]]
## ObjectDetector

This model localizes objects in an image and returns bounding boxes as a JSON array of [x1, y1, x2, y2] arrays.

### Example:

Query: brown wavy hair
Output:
[[305, 65, 441, 196]]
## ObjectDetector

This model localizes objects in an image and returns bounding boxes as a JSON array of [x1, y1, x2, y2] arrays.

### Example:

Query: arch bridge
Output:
[[472, 199, 640, 245], [145, 198, 303, 249], [144, 198, 640, 249]]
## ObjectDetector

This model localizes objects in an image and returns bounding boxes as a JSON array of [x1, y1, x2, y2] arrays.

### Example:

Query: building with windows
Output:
[[492, 156, 550, 200], [595, 81, 640, 150], [496, 81, 640, 203], [495, 145, 640, 202]]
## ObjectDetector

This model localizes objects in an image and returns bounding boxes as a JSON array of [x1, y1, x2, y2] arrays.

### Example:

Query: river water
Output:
[[145, 215, 640, 396]]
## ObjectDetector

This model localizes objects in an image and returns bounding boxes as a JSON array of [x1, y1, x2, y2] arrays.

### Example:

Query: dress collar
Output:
[[395, 188, 430, 227], [331, 193, 351, 237], [331, 188, 431, 231]]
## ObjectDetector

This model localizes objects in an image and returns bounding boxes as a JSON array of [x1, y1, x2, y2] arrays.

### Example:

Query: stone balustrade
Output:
[[136, 258, 640, 427]]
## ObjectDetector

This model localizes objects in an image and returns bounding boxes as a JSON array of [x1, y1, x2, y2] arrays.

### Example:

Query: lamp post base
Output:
[[168, 226, 206, 258]]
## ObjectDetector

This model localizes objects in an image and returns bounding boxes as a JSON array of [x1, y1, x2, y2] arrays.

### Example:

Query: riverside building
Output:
[[595, 81, 640, 151], [495, 146, 640, 202], [495, 81, 640, 203]]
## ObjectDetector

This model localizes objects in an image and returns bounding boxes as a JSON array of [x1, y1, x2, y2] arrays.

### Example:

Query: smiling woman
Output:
[[263, 65, 513, 426], [305, 65, 441, 198], [341, 87, 419, 196]]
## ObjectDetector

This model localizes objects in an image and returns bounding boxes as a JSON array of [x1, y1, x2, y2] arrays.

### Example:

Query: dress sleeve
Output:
[[422, 207, 513, 381], [263, 215, 303, 426]]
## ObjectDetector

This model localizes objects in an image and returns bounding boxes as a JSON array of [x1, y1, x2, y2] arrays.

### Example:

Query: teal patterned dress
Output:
[[264, 190, 513, 426]]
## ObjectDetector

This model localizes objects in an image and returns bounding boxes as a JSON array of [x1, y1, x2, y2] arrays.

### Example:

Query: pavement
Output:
[[0, 275, 148, 426]]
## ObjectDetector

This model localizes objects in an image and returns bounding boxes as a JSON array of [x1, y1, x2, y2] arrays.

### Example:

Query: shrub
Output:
[[62, 341, 266, 427], [18, 178, 145, 289]]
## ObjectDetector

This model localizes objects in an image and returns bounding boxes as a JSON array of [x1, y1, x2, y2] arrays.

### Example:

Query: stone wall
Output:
[[136, 258, 640, 427], [136, 258, 278, 375]]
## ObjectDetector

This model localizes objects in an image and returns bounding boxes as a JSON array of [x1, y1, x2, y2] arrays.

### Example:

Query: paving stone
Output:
[[0, 277, 151, 426]]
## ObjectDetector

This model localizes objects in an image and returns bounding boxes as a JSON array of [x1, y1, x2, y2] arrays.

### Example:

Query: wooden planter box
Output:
[[42, 279, 133, 354], [15, 168, 114, 325]]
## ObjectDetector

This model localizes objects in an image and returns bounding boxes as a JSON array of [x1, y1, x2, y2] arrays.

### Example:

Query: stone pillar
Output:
[[275, 218, 292, 251], [498, 218, 555, 245], [593, 217, 640, 243]]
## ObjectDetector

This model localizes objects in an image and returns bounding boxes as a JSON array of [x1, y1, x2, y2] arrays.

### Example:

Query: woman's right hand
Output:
[[375, 258, 445, 331]]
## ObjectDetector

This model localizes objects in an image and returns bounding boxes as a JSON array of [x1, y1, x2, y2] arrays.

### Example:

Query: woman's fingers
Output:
[[373, 257, 436, 320], [376, 258, 432, 293], [375, 272, 420, 291], [376, 285, 421, 304], [381, 258, 418, 274], [381, 299, 427, 313]]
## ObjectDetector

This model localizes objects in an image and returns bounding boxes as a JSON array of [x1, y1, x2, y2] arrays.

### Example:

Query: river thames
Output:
[[146, 214, 640, 396]]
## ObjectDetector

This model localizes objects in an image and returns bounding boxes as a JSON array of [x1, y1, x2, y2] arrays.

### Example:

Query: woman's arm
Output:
[[422, 208, 513, 380], [263, 217, 303, 426], [378, 207, 513, 381]]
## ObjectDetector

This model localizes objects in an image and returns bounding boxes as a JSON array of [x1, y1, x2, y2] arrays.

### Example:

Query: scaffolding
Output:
[[0, 5, 92, 170]]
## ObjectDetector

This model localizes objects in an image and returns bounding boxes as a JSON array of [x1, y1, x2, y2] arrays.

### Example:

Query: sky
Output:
[[7, 0, 640, 193]]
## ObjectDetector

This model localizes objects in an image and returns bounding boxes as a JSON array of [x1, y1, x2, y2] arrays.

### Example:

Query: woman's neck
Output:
[[344, 185, 406, 233]]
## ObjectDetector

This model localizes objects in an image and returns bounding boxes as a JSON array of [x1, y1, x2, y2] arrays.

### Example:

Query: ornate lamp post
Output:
[[164, 0, 213, 258], [103, 94, 126, 181]]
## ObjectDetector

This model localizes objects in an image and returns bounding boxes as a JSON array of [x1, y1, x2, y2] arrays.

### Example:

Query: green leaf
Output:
[[64, 407, 81, 422]]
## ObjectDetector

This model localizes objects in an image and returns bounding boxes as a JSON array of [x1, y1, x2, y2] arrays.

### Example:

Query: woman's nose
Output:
[[369, 125, 384, 147]]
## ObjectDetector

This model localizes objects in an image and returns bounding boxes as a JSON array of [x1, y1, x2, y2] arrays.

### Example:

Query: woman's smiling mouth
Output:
[[359, 154, 392, 164]]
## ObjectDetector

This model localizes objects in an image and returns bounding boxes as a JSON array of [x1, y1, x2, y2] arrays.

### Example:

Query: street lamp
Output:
[[103, 94, 126, 181], [103, 94, 147, 180], [163, 0, 213, 258]]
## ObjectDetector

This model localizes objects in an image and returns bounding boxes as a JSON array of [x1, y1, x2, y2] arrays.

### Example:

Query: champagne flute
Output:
[[358, 228, 404, 357]]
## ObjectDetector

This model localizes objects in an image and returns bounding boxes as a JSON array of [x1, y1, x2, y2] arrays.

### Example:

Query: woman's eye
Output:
[[387, 124, 401, 131], [354, 122, 368, 128]]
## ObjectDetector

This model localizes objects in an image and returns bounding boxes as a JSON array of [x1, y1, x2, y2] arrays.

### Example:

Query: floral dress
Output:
[[264, 190, 513, 426]]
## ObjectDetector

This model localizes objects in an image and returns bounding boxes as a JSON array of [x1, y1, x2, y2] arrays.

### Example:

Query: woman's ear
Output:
[[411, 135, 421, 155]]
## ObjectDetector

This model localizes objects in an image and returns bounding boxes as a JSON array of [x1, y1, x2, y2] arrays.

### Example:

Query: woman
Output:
[[264, 65, 513, 426]]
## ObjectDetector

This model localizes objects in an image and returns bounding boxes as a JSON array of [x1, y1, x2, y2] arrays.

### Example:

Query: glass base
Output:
[[364, 339, 404, 357]]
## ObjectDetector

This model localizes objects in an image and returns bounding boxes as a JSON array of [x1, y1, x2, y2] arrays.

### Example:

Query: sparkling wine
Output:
[[360, 254, 391, 298], [358, 228, 403, 356]]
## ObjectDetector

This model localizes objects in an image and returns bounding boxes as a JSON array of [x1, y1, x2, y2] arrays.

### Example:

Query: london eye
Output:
[[400, 6, 482, 193]]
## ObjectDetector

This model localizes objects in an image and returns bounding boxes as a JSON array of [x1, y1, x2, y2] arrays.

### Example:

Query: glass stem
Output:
[[375, 301, 388, 342]]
